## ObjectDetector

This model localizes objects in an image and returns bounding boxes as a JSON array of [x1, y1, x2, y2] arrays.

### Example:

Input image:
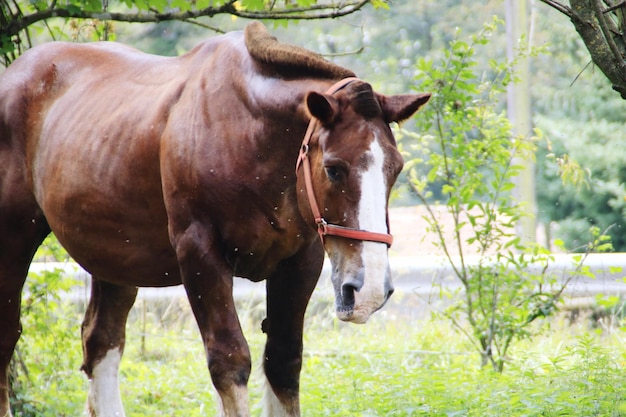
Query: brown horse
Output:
[[0, 22, 429, 417]]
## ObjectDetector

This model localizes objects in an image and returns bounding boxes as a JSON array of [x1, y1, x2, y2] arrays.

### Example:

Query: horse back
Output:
[[0, 37, 247, 285], [0, 28, 342, 285]]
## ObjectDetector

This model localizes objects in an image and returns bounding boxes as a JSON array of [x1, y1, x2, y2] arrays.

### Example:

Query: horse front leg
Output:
[[184, 274, 250, 417], [81, 277, 137, 417], [174, 226, 251, 417], [262, 243, 324, 417]]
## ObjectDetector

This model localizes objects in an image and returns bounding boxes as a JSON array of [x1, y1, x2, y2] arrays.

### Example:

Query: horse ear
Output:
[[306, 91, 339, 125], [380, 92, 431, 124]]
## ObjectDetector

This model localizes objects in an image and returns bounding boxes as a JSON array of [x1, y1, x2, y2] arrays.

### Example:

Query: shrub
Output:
[[398, 18, 612, 372]]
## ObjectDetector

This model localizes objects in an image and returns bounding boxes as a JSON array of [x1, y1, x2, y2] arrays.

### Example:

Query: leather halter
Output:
[[295, 77, 394, 247]]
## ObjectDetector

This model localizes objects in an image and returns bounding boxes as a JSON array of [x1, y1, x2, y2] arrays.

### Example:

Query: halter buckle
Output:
[[316, 217, 328, 235]]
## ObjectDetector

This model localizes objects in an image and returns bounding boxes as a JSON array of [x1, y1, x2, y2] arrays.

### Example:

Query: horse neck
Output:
[[245, 76, 336, 158]]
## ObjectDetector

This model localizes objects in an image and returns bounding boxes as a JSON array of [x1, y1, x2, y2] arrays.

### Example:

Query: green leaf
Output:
[[171, 0, 192, 11], [442, 184, 455, 194], [371, 0, 390, 9], [240, 0, 265, 10], [596, 294, 621, 309]]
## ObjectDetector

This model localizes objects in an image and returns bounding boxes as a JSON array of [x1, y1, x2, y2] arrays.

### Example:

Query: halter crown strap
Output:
[[295, 78, 394, 247]]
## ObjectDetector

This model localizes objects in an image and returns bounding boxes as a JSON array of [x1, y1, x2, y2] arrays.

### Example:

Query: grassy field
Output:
[[11, 289, 626, 417]]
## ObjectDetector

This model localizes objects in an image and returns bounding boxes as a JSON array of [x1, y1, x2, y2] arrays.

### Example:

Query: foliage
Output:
[[264, 0, 506, 96], [397, 18, 615, 372], [529, 4, 626, 251], [10, 288, 626, 416], [536, 114, 626, 251], [303, 321, 626, 416], [10, 235, 84, 416], [0, 0, 375, 66]]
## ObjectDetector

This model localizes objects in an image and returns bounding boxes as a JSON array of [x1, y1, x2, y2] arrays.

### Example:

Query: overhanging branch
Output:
[[231, 0, 369, 19], [3, 0, 370, 40], [538, 0, 575, 18]]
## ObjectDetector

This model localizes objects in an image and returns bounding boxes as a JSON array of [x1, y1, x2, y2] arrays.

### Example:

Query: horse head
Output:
[[297, 79, 430, 324]]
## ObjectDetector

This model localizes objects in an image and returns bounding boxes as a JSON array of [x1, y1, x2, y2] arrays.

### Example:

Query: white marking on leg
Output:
[[355, 138, 390, 322], [217, 384, 249, 417], [86, 348, 125, 417], [261, 375, 295, 417]]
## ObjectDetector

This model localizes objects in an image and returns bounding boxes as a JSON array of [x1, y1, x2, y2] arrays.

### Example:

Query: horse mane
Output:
[[244, 21, 356, 79]]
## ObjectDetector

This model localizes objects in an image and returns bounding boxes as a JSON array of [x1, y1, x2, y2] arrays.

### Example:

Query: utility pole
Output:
[[506, 0, 537, 244]]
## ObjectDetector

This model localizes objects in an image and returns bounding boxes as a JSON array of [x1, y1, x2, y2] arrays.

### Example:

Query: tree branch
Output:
[[593, 0, 626, 76], [231, 0, 369, 19], [3, 0, 371, 39], [537, 0, 575, 18]]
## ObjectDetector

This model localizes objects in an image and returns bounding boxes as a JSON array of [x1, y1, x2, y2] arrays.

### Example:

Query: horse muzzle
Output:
[[332, 259, 394, 324]]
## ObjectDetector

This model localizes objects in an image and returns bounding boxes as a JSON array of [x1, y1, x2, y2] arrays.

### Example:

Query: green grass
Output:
[[11, 291, 626, 416]]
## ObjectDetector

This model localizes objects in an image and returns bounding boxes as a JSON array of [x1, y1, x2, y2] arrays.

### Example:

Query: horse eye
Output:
[[325, 165, 344, 182]]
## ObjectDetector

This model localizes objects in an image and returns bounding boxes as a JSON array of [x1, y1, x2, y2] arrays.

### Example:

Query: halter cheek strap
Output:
[[295, 77, 394, 247]]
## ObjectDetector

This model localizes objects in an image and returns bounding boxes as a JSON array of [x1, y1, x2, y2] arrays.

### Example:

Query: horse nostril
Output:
[[341, 282, 358, 308], [385, 278, 395, 301], [386, 287, 395, 300]]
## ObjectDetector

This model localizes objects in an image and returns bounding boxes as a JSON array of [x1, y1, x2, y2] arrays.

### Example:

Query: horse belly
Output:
[[43, 184, 180, 286], [50, 207, 181, 287], [48, 191, 180, 287], [31, 106, 181, 287]]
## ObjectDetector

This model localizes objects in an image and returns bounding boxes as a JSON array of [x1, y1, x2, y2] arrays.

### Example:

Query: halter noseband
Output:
[[295, 77, 394, 247]]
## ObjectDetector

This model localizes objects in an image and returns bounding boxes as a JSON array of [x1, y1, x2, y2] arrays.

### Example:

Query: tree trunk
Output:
[[542, 0, 626, 98], [570, 0, 626, 97]]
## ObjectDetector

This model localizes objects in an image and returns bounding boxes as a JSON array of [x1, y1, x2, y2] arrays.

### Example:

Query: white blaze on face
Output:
[[87, 348, 125, 417], [353, 137, 391, 321], [358, 138, 388, 234]]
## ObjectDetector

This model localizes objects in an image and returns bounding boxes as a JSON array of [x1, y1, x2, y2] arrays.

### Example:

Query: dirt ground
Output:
[[388, 205, 488, 257]]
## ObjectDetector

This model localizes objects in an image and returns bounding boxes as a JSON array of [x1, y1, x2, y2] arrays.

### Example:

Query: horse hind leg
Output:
[[0, 207, 50, 417], [81, 277, 137, 417]]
